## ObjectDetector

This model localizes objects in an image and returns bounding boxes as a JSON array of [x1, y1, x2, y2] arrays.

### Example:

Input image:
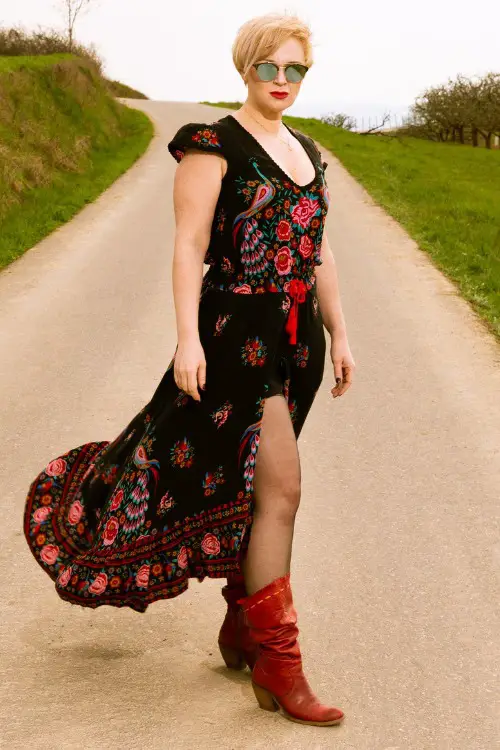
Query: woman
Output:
[[23, 13, 354, 727]]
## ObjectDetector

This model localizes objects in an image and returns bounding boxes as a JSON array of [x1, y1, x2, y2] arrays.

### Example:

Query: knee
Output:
[[274, 481, 301, 523]]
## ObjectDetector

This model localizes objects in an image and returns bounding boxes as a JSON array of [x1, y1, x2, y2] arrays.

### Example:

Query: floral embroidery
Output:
[[192, 127, 221, 148], [299, 234, 314, 259], [233, 283, 252, 294], [294, 343, 309, 368], [135, 564, 150, 588], [216, 207, 227, 233], [276, 219, 291, 241], [201, 533, 221, 556], [103, 516, 119, 545], [45, 458, 67, 477], [202, 466, 225, 495], [281, 296, 291, 314], [214, 313, 232, 336], [170, 438, 195, 468], [23, 120, 328, 614], [291, 197, 320, 229], [241, 336, 267, 366], [226, 159, 327, 292], [210, 400, 233, 428], [274, 246, 292, 275], [157, 490, 176, 515]]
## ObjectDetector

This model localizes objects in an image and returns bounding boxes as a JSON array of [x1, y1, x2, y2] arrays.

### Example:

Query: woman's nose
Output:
[[274, 68, 288, 85]]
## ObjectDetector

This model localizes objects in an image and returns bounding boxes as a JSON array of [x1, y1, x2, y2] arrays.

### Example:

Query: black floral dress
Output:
[[23, 114, 330, 613]]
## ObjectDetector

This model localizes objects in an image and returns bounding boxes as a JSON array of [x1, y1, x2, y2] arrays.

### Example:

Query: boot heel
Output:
[[252, 682, 279, 712], [218, 643, 245, 670]]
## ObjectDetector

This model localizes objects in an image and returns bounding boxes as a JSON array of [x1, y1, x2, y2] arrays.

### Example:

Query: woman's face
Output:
[[244, 37, 307, 116]]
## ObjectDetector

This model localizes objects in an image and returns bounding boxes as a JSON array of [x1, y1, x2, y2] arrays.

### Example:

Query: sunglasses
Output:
[[253, 62, 309, 83]]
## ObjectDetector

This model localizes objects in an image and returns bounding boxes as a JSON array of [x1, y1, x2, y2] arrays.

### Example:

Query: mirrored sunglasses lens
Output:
[[285, 65, 306, 82], [256, 63, 278, 81]]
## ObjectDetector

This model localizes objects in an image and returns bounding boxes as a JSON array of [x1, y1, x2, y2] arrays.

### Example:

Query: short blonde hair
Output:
[[232, 13, 314, 82]]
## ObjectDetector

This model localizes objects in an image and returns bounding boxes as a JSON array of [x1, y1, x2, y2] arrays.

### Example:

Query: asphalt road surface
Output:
[[1, 101, 499, 750]]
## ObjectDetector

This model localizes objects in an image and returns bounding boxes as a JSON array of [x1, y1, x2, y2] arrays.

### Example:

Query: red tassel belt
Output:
[[284, 279, 307, 345]]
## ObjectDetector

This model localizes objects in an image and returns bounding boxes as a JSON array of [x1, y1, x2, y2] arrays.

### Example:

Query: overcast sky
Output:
[[1, 0, 499, 124]]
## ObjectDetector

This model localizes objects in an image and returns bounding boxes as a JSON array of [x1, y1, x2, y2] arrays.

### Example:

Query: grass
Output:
[[204, 101, 500, 341], [0, 54, 154, 269]]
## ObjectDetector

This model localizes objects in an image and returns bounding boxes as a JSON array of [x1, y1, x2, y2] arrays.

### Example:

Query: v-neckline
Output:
[[222, 114, 319, 190]]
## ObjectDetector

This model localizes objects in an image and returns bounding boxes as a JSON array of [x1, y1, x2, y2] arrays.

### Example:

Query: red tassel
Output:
[[285, 280, 307, 345]]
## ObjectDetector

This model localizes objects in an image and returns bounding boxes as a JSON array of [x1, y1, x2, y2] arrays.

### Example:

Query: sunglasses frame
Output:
[[252, 61, 309, 83]]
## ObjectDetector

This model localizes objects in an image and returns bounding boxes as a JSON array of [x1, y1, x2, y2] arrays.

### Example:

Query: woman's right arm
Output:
[[171, 148, 225, 402]]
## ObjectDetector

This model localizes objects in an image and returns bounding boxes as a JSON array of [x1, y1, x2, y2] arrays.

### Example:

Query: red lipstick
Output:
[[271, 91, 288, 99]]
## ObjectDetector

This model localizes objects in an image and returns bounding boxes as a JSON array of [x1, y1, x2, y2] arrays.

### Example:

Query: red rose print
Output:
[[298, 234, 314, 259], [135, 564, 150, 588], [201, 533, 221, 556], [276, 219, 291, 241], [40, 544, 59, 565], [103, 517, 119, 546], [274, 246, 292, 276], [68, 499, 83, 525], [45, 458, 67, 477], [57, 566, 72, 588], [109, 488, 124, 511], [234, 284, 252, 294], [33, 507, 51, 523], [291, 197, 320, 229], [177, 546, 188, 569], [89, 572, 108, 595]]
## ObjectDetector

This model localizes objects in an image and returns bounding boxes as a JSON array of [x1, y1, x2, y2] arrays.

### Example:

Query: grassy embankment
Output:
[[0, 54, 154, 270], [203, 101, 500, 341]]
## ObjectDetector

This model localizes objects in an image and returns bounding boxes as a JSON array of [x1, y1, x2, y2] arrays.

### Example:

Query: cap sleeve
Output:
[[167, 122, 224, 163]]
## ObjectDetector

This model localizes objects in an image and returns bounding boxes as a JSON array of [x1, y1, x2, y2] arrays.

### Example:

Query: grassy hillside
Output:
[[0, 54, 154, 269], [205, 102, 500, 341]]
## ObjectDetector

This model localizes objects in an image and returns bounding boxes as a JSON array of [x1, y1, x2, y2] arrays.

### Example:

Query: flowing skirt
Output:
[[23, 286, 325, 612]]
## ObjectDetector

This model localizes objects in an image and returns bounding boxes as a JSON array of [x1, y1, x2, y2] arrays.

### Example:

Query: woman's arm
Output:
[[315, 231, 347, 337], [315, 231, 356, 397], [171, 149, 225, 401]]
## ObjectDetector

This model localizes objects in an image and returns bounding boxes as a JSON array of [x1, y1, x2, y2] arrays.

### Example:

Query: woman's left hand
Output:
[[330, 332, 355, 398]]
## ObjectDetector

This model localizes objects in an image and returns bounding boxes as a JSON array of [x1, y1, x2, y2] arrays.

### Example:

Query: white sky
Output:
[[1, 0, 499, 124]]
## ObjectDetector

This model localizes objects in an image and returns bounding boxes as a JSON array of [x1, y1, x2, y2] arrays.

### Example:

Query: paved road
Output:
[[1, 101, 499, 750]]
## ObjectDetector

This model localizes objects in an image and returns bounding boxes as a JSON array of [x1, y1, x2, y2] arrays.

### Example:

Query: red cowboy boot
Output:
[[218, 571, 258, 671], [237, 573, 345, 726]]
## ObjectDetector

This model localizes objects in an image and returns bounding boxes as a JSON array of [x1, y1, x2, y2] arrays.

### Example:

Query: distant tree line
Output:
[[404, 73, 500, 148]]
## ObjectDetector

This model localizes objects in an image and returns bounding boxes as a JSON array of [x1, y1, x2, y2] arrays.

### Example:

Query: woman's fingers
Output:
[[187, 368, 201, 401], [198, 360, 207, 392], [331, 363, 354, 397]]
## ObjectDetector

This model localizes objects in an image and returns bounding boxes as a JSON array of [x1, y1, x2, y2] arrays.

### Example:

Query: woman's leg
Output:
[[241, 393, 301, 596]]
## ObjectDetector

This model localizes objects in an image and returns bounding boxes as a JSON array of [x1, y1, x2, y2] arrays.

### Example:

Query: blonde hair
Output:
[[232, 13, 314, 82]]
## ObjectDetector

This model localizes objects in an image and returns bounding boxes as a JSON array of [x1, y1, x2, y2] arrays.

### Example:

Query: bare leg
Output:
[[241, 394, 301, 596]]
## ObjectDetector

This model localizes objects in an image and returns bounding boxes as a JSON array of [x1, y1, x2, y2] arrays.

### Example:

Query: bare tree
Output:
[[55, 0, 97, 51], [321, 112, 357, 131]]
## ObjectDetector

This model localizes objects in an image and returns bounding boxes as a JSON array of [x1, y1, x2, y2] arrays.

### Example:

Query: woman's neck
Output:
[[239, 102, 282, 134]]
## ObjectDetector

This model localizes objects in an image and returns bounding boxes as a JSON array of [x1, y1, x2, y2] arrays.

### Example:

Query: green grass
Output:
[[205, 101, 500, 341], [0, 54, 154, 269]]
